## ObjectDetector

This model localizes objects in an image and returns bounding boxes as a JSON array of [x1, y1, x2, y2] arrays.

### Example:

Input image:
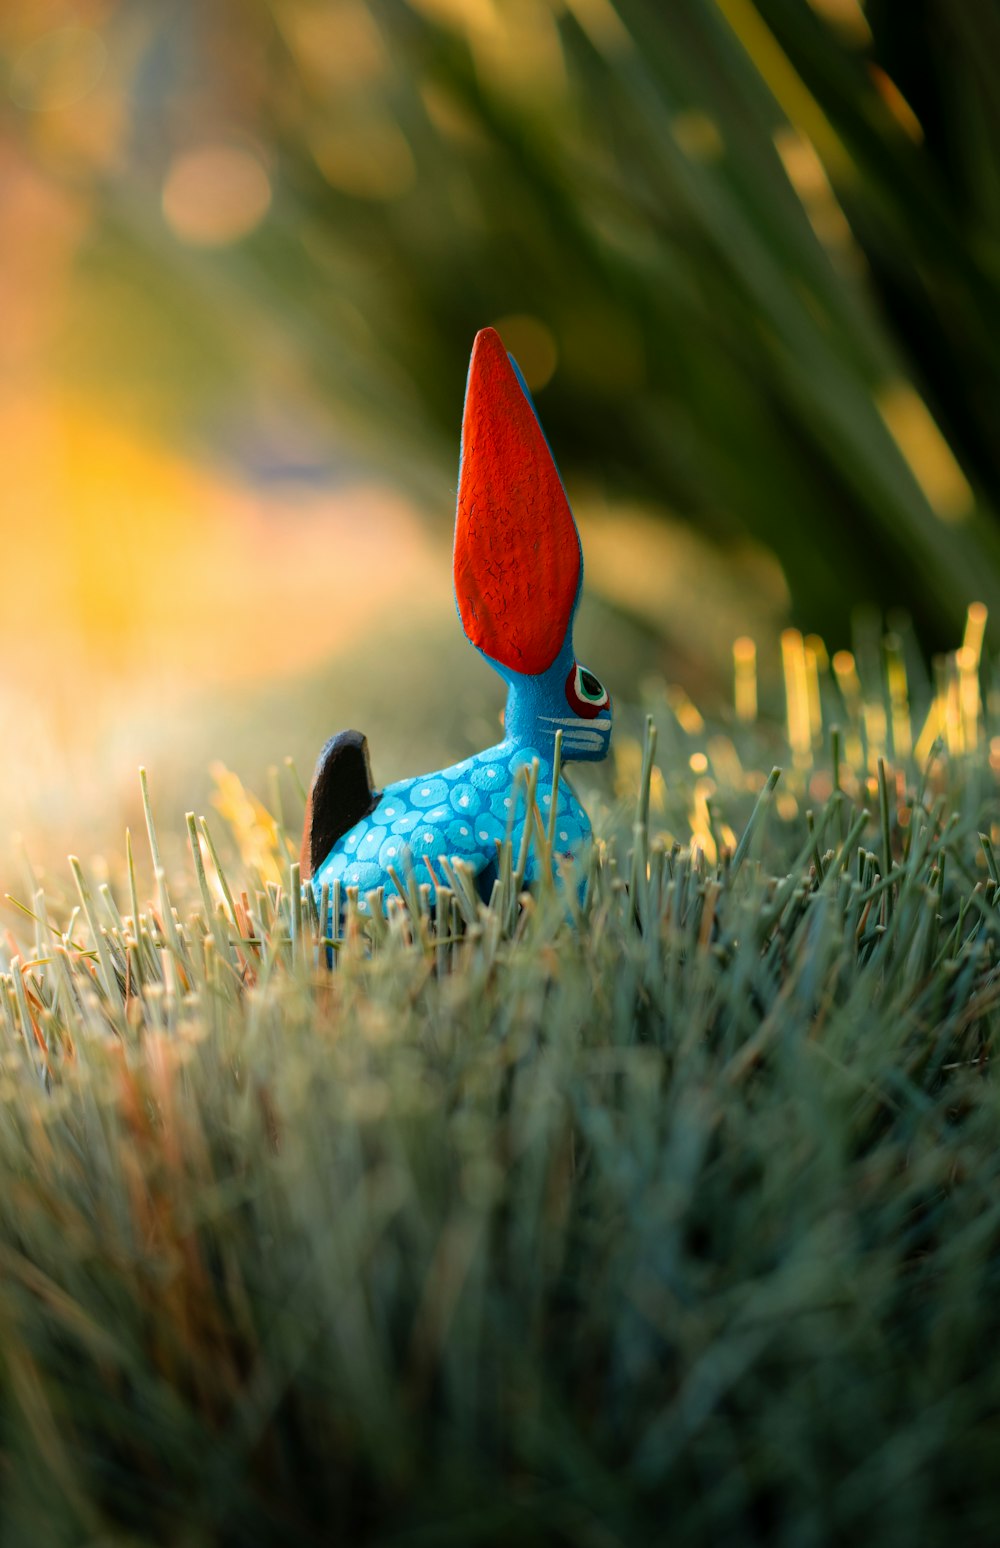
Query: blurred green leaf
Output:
[[11, 0, 1000, 649]]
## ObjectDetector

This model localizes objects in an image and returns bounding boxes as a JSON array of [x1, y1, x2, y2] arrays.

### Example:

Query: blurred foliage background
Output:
[[1, 0, 999, 866]]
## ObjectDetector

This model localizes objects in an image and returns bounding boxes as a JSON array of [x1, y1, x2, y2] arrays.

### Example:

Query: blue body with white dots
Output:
[[317, 739, 592, 909], [309, 326, 612, 911]]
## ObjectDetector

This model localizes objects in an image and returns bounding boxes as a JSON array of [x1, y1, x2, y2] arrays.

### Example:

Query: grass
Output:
[[2, 617, 1000, 1546]]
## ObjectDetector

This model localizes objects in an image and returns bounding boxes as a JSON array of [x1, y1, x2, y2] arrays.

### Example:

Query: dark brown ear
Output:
[[300, 730, 378, 880]]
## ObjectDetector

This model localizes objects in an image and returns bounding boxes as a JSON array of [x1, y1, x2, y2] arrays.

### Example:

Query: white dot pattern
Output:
[[313, 734, 601, 912]]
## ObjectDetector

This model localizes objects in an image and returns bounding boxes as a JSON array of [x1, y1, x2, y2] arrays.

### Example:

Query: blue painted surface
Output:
[[312, 640, 611, 912]]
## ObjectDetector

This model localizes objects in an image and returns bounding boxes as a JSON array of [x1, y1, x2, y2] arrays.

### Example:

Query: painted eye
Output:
[[565, 663, 610, 719]]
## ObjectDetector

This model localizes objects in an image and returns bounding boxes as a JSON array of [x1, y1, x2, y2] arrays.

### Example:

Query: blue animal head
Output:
[[453, 327, 612, 764]]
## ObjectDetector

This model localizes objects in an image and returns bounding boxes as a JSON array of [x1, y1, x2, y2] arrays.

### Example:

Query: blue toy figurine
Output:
[[301, 326, 612, 911]]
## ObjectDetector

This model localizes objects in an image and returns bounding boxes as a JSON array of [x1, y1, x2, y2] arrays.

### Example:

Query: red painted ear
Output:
[[454, 327, 581, 676]]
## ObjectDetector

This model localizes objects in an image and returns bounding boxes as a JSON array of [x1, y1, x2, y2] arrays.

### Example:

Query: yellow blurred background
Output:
[[2, 0, 998, 874]]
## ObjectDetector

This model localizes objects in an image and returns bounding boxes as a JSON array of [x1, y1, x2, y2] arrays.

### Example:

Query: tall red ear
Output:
[[454, 327, 581, 676]]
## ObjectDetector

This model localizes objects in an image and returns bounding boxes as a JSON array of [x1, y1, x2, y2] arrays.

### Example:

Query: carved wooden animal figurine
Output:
[[301, 326, 612, 911]]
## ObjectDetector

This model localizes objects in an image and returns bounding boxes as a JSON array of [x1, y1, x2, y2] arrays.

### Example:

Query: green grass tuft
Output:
[[1, 637, 1000, 1546]]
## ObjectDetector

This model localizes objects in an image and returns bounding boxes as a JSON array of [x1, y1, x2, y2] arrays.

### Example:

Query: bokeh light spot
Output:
[[672, 111, 724, 162], [278, 0, 387, 90], [10, 25, 107, 111], [314, 122, 415, 201], [490, 314, 558, 391], [162, 145, 271, 247], [805, 0, 872, 45]]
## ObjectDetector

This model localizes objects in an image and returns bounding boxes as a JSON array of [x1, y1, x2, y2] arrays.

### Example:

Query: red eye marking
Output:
[[566, 663, 609, 719], [454, 328, 581, 675]]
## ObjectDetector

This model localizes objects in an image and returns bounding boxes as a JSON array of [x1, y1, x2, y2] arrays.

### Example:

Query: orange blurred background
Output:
[[0, 1, 787, 876], [5, 0, 995, 877]]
